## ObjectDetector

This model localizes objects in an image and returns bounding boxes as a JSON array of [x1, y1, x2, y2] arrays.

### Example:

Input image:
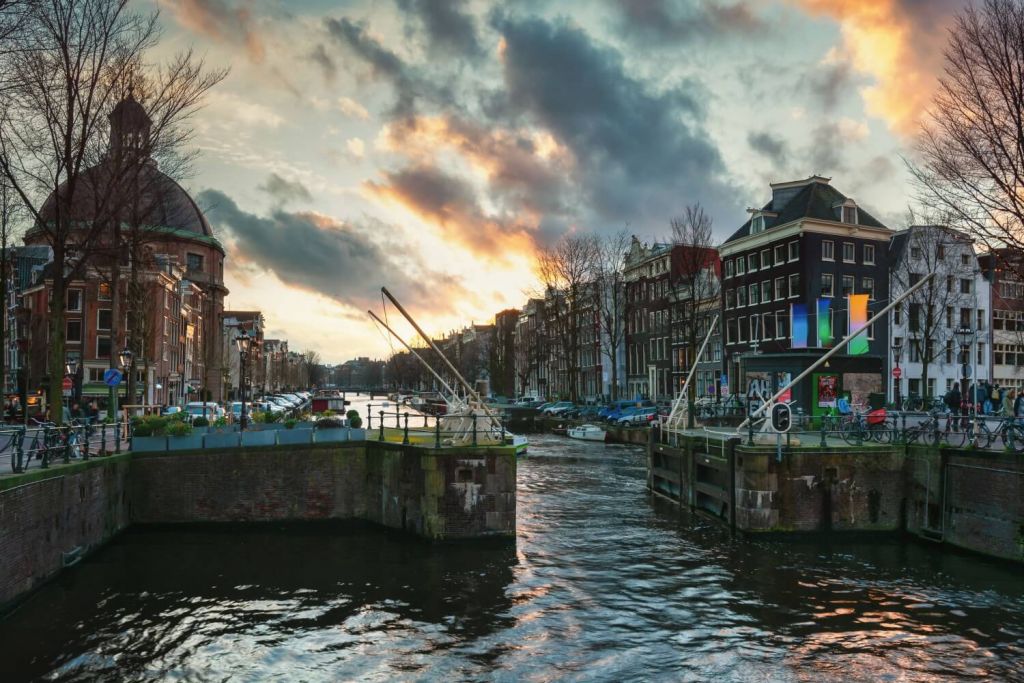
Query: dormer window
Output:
[[751, 215, 765, 233], [842, 205, 857, 224]]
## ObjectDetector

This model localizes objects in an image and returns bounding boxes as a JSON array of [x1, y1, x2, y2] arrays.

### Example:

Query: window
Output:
[[66, 289, 82, 312], [88, 367, 105, 383], [97, 336, 111, 359], [946, 306, 953, 327], [867, 321, 875, 340], [725, 260, 734, 278], [864, 244, 875, 265], [737, 258, 746, 275], [748, 253, 759, 272], [761, 249, 770, 270], [66, 320, 82, 344], [751, 215, 765, 233], [961, 253, 970, 266], [842, 205, 858, 224], [977, 309, 985, 331], [97, 309, 112, 331], [737, 316, 747, 343], [822, 240, 835, 260], [946, 340, 954, 364], [937, 245, 945, 260], [788, 241, 799, 261], [909, 303, 921, 332], [726, 319, 736, 344], [894, 305, 902, 325], [946, 275, 954, 293], [960, 307, 971, 328], [738, 287, 747, 307], [842, 275, 854, 296], [821, 273, 834, 297], [977, 343, 985, 366], [749, 283, 759, 304], [776, 310, 789, 339], [842, 242, 855, 263], [774, 244, 786, 264], [863, 277, 874, 300], [764, 315, 775, 339], [911, 247, 922, 260], [98, 282, 111, 300], [960, 278, 971, 295], [761, 280, 771, 304], [726, 289, 735, 309], [774, 277, 785, 300], [788, 273, 800, 298], [750, 315, 760, 341], [187, 253, 204, 272]]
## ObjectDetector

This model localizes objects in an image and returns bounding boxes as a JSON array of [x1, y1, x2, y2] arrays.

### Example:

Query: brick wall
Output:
[[0, 455, 132, 608]]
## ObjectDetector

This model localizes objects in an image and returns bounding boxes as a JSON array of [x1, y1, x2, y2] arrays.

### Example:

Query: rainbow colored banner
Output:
[[791, 303, 808, 349], [816, 298, 833, 348], [847, 294, 869, 355]]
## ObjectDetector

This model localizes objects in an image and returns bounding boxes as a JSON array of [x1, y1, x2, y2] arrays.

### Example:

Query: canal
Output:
[[1, 435, 1022, 681]]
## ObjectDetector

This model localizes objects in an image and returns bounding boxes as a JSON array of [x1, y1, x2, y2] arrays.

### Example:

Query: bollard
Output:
[[14, 427, 24, 473], [379, 411, 385, 441], [820, 416, 828, 449], [403, 412, 409, 445], [367, 407, 373, 431], [100, 422, 107, 456], [435, 417, 441, 449], [472, 413, 478, 446], [424, 413, 428, 428], [115, 420, 121, 454]]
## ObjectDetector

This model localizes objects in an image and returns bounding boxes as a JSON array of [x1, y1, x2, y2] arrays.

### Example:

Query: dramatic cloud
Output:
[[493, 15, 741, 231], [397, 0, 483, 58], [258, 173, 312, 205], [793, 0, 963, 135], [158, 0, 264, 62], [614, 0, 766, 43], [308, 44, 337, 82], [747, 131, 788, 166], [198, 189, 463, 314]]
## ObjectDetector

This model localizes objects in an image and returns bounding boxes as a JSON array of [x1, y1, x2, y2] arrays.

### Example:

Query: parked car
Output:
[[542, 401, 575, 415], [617, 407, 659, 426], [603, 401, 654, 423], [185, 402, 224, 420]]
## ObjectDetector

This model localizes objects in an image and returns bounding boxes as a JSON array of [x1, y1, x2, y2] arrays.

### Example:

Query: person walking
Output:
[[1014, 389, 1024, 421], [1002, 388, 1014, 417]]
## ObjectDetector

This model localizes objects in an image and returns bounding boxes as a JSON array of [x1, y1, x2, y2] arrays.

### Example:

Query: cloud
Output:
[[492, 15, 740, 232], [346, 138, 366, 160], [337, 97, 370, 120], [799, 53, 857, 111], [309, 44, 336, 82], [747, 131, 787, 166], [614, 0, 766, 43], [205, 91, 284, 128], [792, 0, 962, 135], [805, 118, 869, 173], [258, 173, 312, 205], [197, 189, 463, 315], [158, 0, 264, 62], [396, 0, 483, 58]]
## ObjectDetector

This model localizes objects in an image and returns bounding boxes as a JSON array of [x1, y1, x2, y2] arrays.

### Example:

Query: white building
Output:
[[887, 226, 991, 404]]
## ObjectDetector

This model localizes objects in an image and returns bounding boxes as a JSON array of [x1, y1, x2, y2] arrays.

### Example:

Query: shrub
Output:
[[212, 417, 228, 428], [132, 415, 169, 436], [346, 409, 360, 421], [348, 415, 362, 429], [284, 418, 297, 430], [166, 421, 193, 437], [192, 416, 209, 427], [316, 417, 344, 429]]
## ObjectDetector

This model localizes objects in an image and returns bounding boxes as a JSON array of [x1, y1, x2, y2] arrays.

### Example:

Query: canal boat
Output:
[[567, 424, 607, 442]]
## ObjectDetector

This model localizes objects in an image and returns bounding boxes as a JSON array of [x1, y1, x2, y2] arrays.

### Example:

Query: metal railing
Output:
[[2, 420, 131, 473], [365, 405, 512, 449]]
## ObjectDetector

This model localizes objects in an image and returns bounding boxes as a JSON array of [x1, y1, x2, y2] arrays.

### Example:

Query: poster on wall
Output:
[[776, 372, 792, 403], [817, 375, 838, 408]]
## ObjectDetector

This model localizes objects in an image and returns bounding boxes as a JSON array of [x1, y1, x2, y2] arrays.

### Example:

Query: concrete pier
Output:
[[649, 434, 1024, 564]]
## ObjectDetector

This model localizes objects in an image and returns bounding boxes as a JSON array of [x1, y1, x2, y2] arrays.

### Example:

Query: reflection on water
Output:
[[1, 434, 1023, 681]]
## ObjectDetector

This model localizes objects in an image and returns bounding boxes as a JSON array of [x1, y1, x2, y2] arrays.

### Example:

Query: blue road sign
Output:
[[103, 368, 123, 387]]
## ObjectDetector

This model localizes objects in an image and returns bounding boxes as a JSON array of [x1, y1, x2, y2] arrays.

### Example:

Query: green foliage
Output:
[[212, 417, 228, 428], [348, 415, 362, 429], [192, 416, 209, 427], [316, 417, 344, 429], [131, 415, 170, 436], [346, 409, 360, 421], [166, 421, 193, 437], [284, 418, 297, 429]]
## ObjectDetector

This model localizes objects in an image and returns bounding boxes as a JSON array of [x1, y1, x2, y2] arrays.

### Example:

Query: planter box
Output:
[[241, 430, 276, 447], [276, 429, 312, 446], [189, 426, 209, 435], [204, 432, 240, 449], [167, 434, 204, 451], [250, 423, 285, 431], [349, 428, 367, 441], [291, 421, 316, 430], [131, 436, 167, 452], [314, 428, 349, 443]]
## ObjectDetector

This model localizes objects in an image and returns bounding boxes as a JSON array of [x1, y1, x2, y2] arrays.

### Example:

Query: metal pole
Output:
[[378, 410, 385, 441], [435, 416, 441, 449], [738, 273, 936, 432], [367, 310, 461, 407], [665, 314, 719, 432], [403, 412, 409, 445]]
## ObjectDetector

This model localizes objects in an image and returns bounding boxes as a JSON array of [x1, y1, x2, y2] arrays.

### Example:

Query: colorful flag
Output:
[[791, 303, 808, 349], [847, 294, 869, 355], [816, 298, 833, 348]]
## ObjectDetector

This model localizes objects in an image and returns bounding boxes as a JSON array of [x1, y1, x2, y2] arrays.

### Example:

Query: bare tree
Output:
[[536, 234, 598, 402], [0, 177, 26, 396], [593, 230, 629, 400], [892, 218, 982, 400], [912, 0, 1024, 275], [668, 204, 719, 407]]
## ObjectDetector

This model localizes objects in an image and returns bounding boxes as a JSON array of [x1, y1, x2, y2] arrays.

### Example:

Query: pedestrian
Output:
[[1002, 388, 1013, 417], [1015, 390, 1024, 420], [945, 382, 961, 414]]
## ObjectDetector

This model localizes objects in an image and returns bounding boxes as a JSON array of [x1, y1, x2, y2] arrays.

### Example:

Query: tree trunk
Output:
[[48, 252, 66, 424]]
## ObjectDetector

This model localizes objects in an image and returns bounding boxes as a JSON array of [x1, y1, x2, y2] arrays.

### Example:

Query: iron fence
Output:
[[2, 420, 131, 473]]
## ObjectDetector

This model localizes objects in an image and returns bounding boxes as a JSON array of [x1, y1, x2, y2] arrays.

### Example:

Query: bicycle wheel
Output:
[[840, 421, 863, 445], [999, 424, 1024, 453], [868, 422, 890, 443], [944, 424, 967, 448], [920, 424, 939, 446]]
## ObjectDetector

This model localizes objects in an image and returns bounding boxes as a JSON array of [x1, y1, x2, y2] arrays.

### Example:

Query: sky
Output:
[[147, 0, 970, 363]]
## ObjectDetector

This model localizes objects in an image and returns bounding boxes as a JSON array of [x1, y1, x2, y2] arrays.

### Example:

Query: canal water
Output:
[[2, 435, 1023, 682]]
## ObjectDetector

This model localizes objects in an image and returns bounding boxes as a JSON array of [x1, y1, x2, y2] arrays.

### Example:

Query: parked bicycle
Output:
[[945, 414, 1024, 452]]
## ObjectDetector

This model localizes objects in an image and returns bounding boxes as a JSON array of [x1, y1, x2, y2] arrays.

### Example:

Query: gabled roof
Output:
[[723, 178, 888, 245]]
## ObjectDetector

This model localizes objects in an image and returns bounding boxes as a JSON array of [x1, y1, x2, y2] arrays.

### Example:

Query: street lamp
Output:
[[891, 342, 902, 410], [955, 326, 974, 442], [65, 357, 78, 377], [235, 329, 252, 430]]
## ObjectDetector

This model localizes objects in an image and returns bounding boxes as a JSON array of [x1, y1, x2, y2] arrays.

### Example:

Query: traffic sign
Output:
[[62, 377, 73, 391], [892, 367, 902, 378], [103, 368, 123, 387], [770, 403, 791, 432]]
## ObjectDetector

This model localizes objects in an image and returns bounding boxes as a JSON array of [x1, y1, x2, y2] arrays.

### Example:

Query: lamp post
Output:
[[235, 329, 251, 430], [955, 326, 974, 443], [65, 357, 78, 411], [891, 342, 902, 410]]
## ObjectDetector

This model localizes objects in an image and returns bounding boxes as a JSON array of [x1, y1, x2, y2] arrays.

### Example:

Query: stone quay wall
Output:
[[650, 435, 1024, 564], [0, 442, 516, 611]]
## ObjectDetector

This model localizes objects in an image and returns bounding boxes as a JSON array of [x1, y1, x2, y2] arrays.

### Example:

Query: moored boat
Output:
[[567, 424, 607, 442]]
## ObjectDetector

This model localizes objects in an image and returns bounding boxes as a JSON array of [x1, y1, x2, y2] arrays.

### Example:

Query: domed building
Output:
[[19, 94, 229, 410]]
